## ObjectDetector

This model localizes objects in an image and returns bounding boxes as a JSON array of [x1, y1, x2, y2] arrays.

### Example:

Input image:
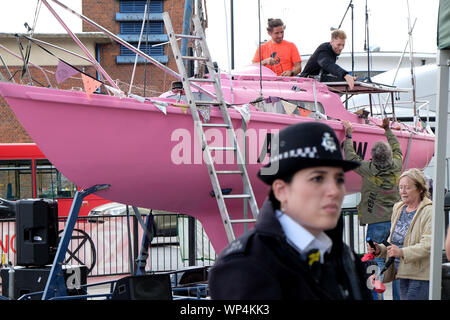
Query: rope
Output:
[[15, 34, 108, 86]]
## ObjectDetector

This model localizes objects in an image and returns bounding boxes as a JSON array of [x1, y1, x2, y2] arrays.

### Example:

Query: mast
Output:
[[333, 0, 354, 75], [230, 0, 234, 70], [364, 0, 372, 82], [406, 0, 417, 120]]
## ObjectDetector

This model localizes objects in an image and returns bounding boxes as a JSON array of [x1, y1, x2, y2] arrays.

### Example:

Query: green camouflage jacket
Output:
[[343, 129, 403, 225]]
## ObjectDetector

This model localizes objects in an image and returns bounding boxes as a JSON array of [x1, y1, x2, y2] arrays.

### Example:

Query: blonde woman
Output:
[[369, 168, 432, 300]]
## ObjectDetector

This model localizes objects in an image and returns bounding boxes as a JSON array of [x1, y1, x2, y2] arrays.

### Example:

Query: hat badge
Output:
[[321, 132, 337, 153]]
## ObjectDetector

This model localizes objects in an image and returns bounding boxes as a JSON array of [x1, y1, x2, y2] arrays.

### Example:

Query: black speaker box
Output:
[[15, 199, 58, 267], [112, 274, 172, 300], [1, 265, 87, 300]]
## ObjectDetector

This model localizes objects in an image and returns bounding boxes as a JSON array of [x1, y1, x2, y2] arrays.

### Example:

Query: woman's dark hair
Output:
[[268, 174, 293, 210]]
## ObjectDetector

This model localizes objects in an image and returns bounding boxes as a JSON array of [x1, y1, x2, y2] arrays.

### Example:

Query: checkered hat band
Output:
[[270, 146, 318, 162]]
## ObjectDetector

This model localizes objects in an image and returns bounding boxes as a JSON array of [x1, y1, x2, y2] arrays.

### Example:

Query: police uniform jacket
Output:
[[208, 199, 372, 300]]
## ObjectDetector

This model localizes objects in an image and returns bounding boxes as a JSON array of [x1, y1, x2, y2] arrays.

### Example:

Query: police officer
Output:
[[208, 121, 372, 300]]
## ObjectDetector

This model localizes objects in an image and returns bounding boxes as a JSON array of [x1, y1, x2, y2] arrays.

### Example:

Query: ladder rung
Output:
[[182, 56, 208, 61], [188, 77, 215, 83], [209, 147, 236, 151], [230, 219, 256, 224], [175, 34, 202, 40], [216, 170, 243, 175], [201, 123, 229, 128], [223, 194, 251, 199], [163, 12, 260, 245], [195, 100, 221, 105]]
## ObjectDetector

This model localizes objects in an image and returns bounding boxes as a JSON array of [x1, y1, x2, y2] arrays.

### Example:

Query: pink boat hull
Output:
[[0, 80, 434, 252]]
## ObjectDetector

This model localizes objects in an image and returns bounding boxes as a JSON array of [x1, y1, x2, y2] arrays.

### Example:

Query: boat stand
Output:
[[41, 184, 110, 300], [134, 210, 154, 275]]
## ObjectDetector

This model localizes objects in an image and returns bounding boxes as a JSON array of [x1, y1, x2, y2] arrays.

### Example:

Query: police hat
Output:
[[257, 121, 359, 185]]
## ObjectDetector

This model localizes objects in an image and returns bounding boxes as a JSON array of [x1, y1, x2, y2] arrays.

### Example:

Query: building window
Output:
[[120, 43, 164, 56], [0, 159, 32, 200], [117, 0, 167, 64], [120, 21, 163, 35], [120, 0, 163, 13]]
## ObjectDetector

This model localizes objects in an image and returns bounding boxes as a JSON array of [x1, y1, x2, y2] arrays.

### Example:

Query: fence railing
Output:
[[7, 206, 443, 279], [0, 213, 217, 277], [341, 208, 367, 255], [61, 213, 218, 277]]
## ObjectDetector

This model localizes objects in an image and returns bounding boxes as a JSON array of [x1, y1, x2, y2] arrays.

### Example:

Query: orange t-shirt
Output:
[[252, 40, 301, 76]]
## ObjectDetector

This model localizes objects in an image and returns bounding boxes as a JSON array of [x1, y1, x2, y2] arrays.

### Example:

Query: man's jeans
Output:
[[367, 221, 391, 300], [399, 279, 429, 300]]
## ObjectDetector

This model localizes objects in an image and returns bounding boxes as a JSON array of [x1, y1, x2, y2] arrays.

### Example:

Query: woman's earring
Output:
[[281, 203, 287, 213]]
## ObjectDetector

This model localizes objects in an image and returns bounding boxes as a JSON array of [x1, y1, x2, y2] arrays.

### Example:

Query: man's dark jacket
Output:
[[208, 199, 372, 300], [300, 42, 348, 81]]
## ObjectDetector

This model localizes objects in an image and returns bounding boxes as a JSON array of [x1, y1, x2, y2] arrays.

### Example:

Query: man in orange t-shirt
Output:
[[252, 18, 301, 76]]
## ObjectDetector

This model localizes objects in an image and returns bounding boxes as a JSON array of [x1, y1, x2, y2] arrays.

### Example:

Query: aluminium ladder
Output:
[[162, 12, 259, 243]]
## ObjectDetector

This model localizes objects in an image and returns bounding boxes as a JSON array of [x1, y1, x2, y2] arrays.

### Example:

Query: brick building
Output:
[[0, 0, 185, 143]]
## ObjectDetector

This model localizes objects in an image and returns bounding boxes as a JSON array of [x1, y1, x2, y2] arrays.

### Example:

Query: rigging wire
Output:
[[20, 0, 42, 84], [222, 0, 234, 104], [143, 0, 151, 97], [258, 0, 263, 96], [128, 3, 149, 96], [31, 0, 43, 33], [406, 0, 417, 120]]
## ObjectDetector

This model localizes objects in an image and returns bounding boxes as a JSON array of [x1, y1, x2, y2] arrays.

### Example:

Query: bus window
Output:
[[0, 159, 33, 200], [35, 159, 77, 199]]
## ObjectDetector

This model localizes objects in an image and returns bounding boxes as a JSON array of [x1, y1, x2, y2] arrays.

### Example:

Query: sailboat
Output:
[[0, 1, 435, 252]]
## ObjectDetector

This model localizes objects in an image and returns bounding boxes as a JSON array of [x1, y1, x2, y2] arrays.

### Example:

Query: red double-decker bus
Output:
[[0, 143, 110, 217]]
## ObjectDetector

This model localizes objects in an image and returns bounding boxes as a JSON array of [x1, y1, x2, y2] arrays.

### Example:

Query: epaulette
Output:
[[219, 229, 256, 258]]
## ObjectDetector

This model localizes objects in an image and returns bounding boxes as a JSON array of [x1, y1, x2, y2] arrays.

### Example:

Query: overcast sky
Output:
[[0, 0, 440, 72], [205, 0, 439, 71]]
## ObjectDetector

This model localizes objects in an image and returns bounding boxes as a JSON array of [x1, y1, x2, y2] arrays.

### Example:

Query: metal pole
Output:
[[47, 0, 218, 100], [132, 214, 139, 275], [42, 184, 110, 300], [406, 0, 417, 119], [364, 0, 371, 82], [8, 266, 15, 299], [429, 49, 450, 300], [128, 3, 149, 95], [41, 0, 120, 90], [17, 38, 34, 85], [188, 216, 196, 266], [125, 205, 134, 275], [135, 212, 154, 275], [181, 0, 193, 59], [230, 0, 235, 70], [351, 2, 354, 75]]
